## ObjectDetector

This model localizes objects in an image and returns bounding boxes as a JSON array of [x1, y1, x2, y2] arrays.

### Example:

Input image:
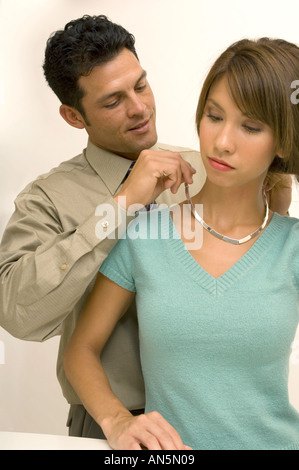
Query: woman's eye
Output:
[[207, 113, 222, 122], [243, 124, 261, 134]]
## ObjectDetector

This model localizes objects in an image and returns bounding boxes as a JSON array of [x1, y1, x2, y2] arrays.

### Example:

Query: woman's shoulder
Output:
[[276, 212, 299, 229], [272, 213, 299, 251]]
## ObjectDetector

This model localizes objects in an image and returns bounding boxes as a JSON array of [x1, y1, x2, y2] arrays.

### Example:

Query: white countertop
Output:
[[0, 431, 111, 450]]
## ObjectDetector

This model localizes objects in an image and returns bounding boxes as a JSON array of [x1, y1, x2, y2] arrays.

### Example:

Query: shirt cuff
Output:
[[76, 196, 135, 248]]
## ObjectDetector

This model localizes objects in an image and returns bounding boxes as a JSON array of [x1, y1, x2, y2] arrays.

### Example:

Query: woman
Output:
[[63, 38, 299, 450]]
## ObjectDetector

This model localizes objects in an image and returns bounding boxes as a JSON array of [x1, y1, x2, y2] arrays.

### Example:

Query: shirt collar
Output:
[[84, 138, 159, 196]]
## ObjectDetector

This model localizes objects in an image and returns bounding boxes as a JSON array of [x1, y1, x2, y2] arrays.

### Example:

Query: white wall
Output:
[[0, 0, 298, 436]]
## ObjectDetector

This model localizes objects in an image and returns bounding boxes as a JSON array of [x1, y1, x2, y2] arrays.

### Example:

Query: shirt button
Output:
[[101, 221, 109, 232], [61, 263, 67, 270]]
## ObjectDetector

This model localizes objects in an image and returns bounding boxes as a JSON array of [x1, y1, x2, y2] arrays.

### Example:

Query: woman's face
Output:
[[199, 77, 279, 191]]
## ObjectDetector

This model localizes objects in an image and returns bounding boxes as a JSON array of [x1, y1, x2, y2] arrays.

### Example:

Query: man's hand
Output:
[[115, 150, 196, 211], [102, 410, 192, 451], [264, 172, 292, 216]]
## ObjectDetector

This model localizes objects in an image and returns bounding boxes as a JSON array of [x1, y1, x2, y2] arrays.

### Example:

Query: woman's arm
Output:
[[63, 272, 189, 450]]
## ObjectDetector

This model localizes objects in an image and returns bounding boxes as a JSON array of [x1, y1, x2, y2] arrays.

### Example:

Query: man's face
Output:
[[77, 48, 157, 159]]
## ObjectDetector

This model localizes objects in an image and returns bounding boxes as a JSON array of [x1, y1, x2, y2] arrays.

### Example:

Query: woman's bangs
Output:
[[226, 60, 271, 124]]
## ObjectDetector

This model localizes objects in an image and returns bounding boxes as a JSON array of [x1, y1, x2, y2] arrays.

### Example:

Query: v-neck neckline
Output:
[[163, 209, 283, 296]]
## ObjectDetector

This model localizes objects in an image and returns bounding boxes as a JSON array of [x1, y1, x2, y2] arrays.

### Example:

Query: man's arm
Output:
[[0, 192, 130, 341], [0, 149, 196, 342]]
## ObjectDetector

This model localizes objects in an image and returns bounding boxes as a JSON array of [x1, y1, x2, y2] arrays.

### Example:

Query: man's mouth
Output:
[[128, 117, 151, 133]]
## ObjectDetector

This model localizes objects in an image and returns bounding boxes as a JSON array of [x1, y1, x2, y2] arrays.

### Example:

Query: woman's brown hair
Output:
[[196, 38, 299, 177]]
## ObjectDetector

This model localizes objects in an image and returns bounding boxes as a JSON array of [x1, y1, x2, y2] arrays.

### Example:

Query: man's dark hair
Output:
[[43, 15, 138, 117]]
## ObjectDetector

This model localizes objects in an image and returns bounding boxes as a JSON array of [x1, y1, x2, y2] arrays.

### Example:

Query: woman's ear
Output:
[[59, 104, 86, 129], [275, 146, 284, 160]]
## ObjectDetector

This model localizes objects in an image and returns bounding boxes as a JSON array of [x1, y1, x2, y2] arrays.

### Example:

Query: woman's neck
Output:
[[191, 183, 268, 235]]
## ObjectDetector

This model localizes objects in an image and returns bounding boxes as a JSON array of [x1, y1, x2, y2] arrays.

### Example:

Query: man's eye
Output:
[[136, 84, 147, 92], [105, 100, 119, 109]]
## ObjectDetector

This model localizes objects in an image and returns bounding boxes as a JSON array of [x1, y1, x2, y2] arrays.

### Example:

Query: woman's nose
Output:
[[214, 124, 236, 155]]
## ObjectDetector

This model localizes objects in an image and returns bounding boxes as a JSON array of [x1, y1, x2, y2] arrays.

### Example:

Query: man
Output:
[[0, 15, 205, 438], [0, 15, 291, 439]]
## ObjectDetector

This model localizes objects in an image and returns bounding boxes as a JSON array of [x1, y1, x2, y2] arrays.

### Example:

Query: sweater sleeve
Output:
[[100, 234, 136, 293]]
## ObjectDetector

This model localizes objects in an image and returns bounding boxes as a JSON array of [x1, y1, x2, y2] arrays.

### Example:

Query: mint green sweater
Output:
[[100, 210, 299, 450]]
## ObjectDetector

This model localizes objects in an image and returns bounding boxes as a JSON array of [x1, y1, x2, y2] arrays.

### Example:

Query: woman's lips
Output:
[[208, 157, 235, 172]]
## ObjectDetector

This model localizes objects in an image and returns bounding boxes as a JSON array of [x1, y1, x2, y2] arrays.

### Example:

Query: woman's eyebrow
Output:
[[206, 98, 225, 112], [206, 97, 256, 120]]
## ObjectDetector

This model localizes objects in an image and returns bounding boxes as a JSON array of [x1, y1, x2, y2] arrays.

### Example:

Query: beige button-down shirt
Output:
[[0, 139, 205, 409]]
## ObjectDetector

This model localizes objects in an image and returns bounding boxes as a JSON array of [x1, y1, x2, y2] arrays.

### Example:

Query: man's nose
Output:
[[127, 93, 146, 117]]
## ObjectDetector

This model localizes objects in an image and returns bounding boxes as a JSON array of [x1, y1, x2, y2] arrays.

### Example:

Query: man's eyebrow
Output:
[[97, 70, 147, 104], [136, 70, 147, 83]]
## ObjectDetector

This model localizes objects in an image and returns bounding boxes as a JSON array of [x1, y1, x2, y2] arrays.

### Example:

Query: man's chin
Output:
[[114, 130, 158, 159], [135, 133, 158, 152]]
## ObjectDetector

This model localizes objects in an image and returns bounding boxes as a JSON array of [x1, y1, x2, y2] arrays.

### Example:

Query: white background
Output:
[[0, 0, 299, 436]]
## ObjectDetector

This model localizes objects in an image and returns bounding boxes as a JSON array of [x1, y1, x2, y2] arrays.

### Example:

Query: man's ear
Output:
[[59, 104, 86, 129]]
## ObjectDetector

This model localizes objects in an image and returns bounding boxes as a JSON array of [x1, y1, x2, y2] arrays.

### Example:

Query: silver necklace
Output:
[[184, 184, 269, 245]]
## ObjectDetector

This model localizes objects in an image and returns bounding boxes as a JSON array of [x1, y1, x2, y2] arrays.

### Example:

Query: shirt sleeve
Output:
[[100, 235, 136, 293], [0, 190, 134, 341]]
